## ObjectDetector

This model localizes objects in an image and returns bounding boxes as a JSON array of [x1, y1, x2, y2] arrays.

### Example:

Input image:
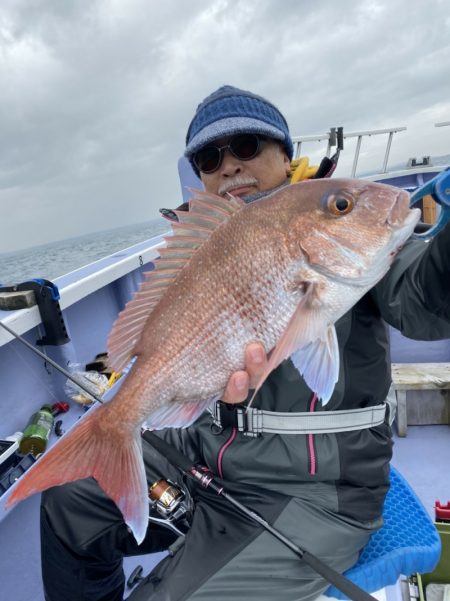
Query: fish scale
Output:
[[6, 180, 421, 544], [159, 250, 298, 401]]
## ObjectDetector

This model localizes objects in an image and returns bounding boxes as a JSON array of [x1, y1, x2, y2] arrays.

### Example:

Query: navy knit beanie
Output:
[[185, 85, 293, 174]]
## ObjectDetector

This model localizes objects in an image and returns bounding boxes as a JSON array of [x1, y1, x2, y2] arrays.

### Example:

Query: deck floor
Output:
[[391, 425, 450, 518]]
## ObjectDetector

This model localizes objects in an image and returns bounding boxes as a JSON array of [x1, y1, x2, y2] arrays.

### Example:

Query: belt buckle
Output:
[[217, 401, 245, 429], [211, 401, 260, 437]]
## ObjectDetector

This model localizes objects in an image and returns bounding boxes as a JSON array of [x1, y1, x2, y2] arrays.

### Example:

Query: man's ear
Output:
[[283, 152, 291, 177]]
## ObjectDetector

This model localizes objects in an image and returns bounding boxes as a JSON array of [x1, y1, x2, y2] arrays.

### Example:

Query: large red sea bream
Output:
[[7, 179, 420, 542]]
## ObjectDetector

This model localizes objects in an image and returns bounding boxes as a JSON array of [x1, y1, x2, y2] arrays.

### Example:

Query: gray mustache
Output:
[[218, 177, 258, 196]]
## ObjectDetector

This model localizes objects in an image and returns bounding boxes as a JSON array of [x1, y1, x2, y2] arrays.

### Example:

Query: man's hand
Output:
[[222, 342, 267, 404]]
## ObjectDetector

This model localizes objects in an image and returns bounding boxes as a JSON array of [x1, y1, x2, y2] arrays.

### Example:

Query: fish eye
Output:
[[327, 193, 354, 216]]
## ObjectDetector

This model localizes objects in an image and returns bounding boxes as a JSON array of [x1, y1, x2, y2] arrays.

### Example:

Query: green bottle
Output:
[[19, 404, 54, 457]]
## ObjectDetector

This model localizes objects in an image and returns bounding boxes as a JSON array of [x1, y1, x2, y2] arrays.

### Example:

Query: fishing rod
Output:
[[0, 319, 378, 601], [0, 320, 105, 404]]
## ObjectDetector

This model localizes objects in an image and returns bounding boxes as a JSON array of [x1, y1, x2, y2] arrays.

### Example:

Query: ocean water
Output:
[[2, 155, 449, 286], [0, 220, 169, 285]]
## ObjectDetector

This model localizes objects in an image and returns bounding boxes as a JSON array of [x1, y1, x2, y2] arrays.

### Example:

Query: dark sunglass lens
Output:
[[194, 146, 221, 173], [230, 135, 260, 160]]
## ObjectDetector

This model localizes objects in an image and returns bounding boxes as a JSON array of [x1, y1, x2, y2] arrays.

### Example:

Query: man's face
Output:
[[198, 135, 291, 198]]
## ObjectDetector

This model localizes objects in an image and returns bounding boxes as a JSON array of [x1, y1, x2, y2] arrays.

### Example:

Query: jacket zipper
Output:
[[217, 426, 237, 479], [217, 395, 319, 478], [307, 393, 318, 475]]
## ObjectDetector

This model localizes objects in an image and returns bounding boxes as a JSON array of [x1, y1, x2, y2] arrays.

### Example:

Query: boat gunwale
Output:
[[0, 234, 167, 348]]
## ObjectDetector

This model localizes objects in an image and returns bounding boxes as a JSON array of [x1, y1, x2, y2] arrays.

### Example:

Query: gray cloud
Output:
[[1, 0, 449, 253]]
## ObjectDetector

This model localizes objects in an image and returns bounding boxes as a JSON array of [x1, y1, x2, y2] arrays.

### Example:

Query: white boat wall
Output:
[[0, 233, 168, 600], [1, 127, 449, 601]]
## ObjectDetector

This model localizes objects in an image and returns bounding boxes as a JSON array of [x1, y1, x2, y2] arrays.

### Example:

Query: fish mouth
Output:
[[387, 190, 420, 228], [386, 190, 421, 256]]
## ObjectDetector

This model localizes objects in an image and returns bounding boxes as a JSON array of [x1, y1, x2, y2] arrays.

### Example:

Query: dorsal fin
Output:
[[107, 190, 245, 372]]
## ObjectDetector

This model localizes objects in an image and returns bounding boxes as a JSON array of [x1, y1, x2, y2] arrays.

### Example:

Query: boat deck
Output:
[[391, 425, 450, 519]]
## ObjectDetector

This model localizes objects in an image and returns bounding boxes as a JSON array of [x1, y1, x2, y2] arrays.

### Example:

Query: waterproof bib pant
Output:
[[40, 435, 380, 601]]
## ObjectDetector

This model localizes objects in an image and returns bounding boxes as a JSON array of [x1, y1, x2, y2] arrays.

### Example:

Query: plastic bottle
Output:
[[19, 405, 54, 457]]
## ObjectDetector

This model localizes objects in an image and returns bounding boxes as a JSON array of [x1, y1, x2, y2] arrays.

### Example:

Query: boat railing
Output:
[[292, 126, 407, 178], [293, 122, 449, 179]]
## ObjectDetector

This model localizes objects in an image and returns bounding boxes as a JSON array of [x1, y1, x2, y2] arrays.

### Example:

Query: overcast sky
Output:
[[1, 0, 449, 253]]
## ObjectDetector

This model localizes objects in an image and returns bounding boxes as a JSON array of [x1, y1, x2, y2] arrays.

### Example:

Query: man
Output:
[[41, 85, 450, 601]]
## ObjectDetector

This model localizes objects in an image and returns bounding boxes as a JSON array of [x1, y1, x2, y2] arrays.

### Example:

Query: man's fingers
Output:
[[245, 343, 267, 389], [222, 371, 249, 404], [222, 343, 267, 404]]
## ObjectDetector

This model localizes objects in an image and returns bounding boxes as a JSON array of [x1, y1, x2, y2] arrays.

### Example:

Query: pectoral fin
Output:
[[290, 325, 339, 404]]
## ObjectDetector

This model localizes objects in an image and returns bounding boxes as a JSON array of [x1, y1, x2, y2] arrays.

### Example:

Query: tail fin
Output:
[[6, 404, 149, 544]]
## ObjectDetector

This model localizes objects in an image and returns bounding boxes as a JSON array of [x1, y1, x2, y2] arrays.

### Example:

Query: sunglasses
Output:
[[193, 134, 266, 174]]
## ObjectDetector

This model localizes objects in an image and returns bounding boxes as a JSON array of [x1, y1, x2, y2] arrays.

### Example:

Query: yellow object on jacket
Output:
[[290, 157, 319, 183]]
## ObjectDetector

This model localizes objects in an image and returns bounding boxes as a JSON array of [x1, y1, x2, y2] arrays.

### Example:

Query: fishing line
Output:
[[36, 322, 52, 375], [9, 342, 60, 403]]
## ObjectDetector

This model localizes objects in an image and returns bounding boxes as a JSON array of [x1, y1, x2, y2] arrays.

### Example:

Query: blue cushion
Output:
[[325, 467, 441, 599]]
